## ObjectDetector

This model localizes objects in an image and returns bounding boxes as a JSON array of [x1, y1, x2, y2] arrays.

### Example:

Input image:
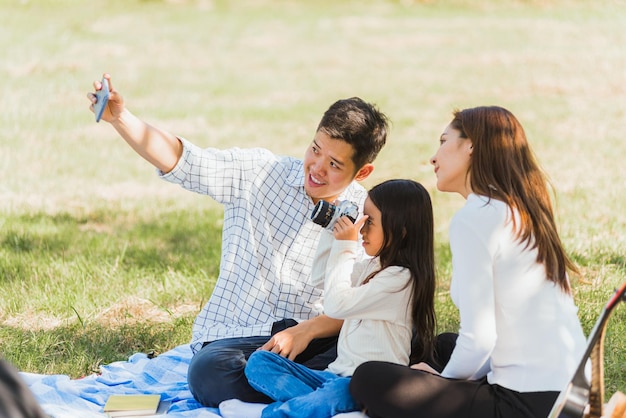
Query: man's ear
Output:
[[354, 164, 374, 182]]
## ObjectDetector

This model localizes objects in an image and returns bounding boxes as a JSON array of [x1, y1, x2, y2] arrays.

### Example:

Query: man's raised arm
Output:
[[88, 73, 182, 173]]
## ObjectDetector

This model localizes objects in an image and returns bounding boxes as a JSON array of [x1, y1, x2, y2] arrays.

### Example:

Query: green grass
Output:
[[1, 0, 625, 401]]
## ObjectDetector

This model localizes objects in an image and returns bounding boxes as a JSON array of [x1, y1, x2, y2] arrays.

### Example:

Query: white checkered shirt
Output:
[[160, 138, 368, 353]]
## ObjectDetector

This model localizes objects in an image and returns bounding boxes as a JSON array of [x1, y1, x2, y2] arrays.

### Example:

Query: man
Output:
[[88, 74, 389, 406]]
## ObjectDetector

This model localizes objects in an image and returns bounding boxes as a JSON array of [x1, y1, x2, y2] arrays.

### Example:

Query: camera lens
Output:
[[311, 200, 335, 228]]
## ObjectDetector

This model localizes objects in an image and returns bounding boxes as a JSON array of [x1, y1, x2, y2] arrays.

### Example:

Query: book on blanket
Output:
[[103, 394, 168, 417]]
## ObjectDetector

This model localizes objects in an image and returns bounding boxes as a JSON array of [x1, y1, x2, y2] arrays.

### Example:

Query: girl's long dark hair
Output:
[[367, 179, 436, 363], [451, 106, 577, 293]]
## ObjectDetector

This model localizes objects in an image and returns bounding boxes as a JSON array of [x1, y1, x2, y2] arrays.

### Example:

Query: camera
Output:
[[311, 200, 359, 230]]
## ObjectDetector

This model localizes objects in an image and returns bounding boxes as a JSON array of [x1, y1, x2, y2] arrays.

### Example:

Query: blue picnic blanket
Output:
[[21, 344, 220, 417], [21, 344, 366, 418]]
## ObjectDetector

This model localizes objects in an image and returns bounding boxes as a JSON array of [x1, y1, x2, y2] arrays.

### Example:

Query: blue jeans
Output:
[[245, 350, 360, 418], [188, 336, 274, 406], [187, 319, 338, 407]]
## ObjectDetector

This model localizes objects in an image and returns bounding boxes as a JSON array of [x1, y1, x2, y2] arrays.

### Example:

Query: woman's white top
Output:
[[311, 231, 413, 377], [441, 194, 586, 392]]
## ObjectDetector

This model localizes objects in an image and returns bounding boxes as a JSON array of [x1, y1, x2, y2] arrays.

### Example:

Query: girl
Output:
[[241, 179, 436, 418], [350, 106, 587, 418]]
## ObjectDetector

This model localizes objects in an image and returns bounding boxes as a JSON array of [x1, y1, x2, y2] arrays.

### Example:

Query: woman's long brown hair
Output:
[[451, 106, 577, 293]]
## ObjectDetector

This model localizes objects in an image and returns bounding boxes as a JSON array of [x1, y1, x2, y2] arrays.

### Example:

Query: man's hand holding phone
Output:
[[89, 74, 124, 123], [93, 77, 110, 122]]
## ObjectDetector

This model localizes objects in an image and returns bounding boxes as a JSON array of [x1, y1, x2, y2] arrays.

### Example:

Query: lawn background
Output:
[[1, 0, 625, 400]]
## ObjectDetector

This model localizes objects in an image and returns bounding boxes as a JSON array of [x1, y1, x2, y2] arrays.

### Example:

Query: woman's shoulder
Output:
[[460, 194, 508, 218], [452, 194, 509, 234]]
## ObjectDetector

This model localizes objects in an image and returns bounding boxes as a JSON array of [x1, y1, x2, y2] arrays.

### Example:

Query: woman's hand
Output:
[[410, 362, 440, 375]]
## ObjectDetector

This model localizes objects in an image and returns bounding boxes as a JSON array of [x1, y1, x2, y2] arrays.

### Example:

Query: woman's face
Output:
[[430, 123, 473, 197]]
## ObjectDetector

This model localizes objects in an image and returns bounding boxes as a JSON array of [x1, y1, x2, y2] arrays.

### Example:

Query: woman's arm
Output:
[[441, 215, 497, 380]]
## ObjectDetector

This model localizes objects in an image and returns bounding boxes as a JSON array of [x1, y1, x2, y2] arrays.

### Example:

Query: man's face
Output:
[[303, 131, 361, 204]]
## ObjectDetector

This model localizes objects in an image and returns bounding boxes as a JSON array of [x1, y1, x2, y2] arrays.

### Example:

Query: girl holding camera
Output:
[[235, 179, 437, 418]]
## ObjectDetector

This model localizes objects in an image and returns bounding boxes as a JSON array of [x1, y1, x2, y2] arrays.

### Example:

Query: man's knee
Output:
[[188, 345, 245, 406], [187, 341, 272, 407]]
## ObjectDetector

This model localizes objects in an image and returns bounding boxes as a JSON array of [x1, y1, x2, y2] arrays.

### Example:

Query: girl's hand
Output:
[[258, 327, 308, 361], [332, 215, 368, 242]]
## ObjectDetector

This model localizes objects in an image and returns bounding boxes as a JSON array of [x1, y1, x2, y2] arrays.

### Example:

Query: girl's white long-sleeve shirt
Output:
[[441, 194, 586, 392], [310, 231, 413, 377]]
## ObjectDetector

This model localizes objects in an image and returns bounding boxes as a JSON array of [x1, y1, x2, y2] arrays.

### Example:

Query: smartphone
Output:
[[94, 78, 110, 122]]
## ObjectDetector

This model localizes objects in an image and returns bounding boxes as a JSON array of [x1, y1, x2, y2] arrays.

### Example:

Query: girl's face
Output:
[[361, 197, 384, 257], [430, 123, 473, 198]]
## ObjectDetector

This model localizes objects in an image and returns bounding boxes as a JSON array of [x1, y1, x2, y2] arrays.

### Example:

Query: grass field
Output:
[[1, 0, 625, 400]]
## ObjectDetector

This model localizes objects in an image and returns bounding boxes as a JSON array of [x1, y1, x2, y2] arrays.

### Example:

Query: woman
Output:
[[349, 106, 587, 418]]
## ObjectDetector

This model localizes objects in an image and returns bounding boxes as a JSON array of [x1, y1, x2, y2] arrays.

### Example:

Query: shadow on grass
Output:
[[0, 207, 223, 282], [0, 316, 194, 378]]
